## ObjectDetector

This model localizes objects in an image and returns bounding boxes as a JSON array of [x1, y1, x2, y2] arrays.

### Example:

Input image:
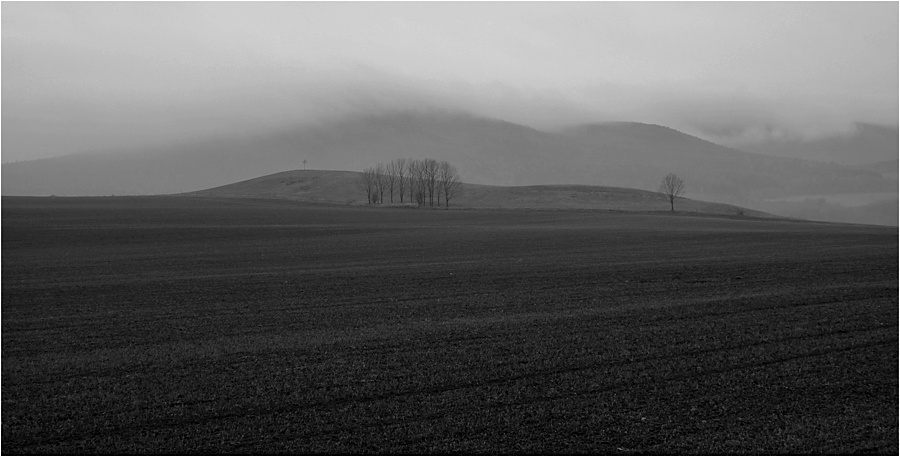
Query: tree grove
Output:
[[360, 158, 463, 208]]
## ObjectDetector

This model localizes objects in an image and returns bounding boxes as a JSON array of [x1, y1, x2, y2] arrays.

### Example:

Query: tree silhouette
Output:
[[364, 159, 462, 208], [658, 173, 685, 211], [361, 167, 378, 204], [394, 158, 408, 203], [374, 163, 387, 203], [437, 161, 463, 208]]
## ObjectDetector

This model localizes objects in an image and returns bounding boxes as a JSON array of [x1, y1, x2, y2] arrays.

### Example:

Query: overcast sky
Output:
[[2, 2, 897, 162]]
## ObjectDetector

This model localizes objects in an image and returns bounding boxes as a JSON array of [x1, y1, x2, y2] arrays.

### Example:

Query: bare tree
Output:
[[385, 161, 399, 203], [364, 158, 461, 208], [407, 159, 418, 204], [361, 167, 378, 204], [422, 159, 439, 207], [394, 158, 408, 203], [410, 159, 428, 206], [437, 161, 463, 209], [658, 173, 686, 211], [374, 163, 387, 204]]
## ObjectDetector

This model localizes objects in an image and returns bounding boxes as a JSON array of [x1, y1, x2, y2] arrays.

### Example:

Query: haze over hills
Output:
[[735, 123, 899, 166], [856, 159, 899, 180], [3, 2, 896, 227], [188, 169, 775, 218], [3, 111, 893, 196], [3, 110, 896, 225]]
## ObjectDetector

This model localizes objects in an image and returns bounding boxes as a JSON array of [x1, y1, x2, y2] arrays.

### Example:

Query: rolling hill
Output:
[[187, 169, 776, 217], [3, 110, 894, 225]]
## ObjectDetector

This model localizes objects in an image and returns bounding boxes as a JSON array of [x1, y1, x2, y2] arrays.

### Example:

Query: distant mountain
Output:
[[188, 169, 776, 218], [557, 122, 896, 203], [855, 159, 899, 180], [738, 123, 898, 165], [3, 111, 894, 207]]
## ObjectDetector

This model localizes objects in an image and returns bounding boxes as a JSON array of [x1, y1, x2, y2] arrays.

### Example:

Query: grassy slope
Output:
[[2, 196, 897, 454], [187, 169, 776, 217]]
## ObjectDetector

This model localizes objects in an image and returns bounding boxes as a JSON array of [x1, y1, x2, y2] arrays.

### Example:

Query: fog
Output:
[[2, 2, 897, 162]]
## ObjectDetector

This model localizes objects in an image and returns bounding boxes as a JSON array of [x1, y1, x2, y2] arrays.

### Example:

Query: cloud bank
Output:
[[2, 2, 896, 162]]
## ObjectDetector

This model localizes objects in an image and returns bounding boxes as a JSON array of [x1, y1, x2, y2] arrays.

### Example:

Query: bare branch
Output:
[[438, 161, 463, 209], [394, 158, 408, 203], [360, 167, 378, 204], [374, 163, 387, 204], [658, 173, 686, 211]]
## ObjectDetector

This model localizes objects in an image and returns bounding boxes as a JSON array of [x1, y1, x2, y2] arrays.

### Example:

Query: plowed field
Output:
[[2, 196, 897, 454]]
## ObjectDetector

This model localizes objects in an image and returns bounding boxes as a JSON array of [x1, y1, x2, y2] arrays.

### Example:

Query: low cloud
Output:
[[2, 2, 896, 162], [3, 62, 897, 163]]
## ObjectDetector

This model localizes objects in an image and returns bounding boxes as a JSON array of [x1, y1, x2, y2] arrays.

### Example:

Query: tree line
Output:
[[360, 162, 684, 211], [361, 159, 463, 208]]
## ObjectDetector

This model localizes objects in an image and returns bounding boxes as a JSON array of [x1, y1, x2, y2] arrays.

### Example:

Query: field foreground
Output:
[[2, 196, 897, 454]]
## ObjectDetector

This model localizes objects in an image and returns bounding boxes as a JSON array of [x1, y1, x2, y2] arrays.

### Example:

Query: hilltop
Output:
[[187, 169, 776, 218]]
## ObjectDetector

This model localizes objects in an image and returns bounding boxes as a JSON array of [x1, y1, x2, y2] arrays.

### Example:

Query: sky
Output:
[[2, 1, 898, 162]]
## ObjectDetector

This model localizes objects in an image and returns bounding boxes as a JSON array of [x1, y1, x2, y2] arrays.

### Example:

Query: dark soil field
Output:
[[2, 196, 897, 454]]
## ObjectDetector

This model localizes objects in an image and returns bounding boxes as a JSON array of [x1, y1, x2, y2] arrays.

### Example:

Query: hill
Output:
[[3, 111, 894, 226], [559, 121, 895, 201], [737, 123, 899, 165], [188, 169, 776, 217], [3, 111, 892, 199]]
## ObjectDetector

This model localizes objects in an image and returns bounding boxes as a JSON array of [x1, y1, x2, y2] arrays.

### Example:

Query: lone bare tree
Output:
[[658, 173, 685, 211], [437, 161, 463, 209]]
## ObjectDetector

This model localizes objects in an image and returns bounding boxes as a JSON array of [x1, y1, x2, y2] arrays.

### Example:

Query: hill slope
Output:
[[4, 111, 893, 201], [188, 169, 775, 217], [738, 123, 899, 165], [559, 122, 895, 201]]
